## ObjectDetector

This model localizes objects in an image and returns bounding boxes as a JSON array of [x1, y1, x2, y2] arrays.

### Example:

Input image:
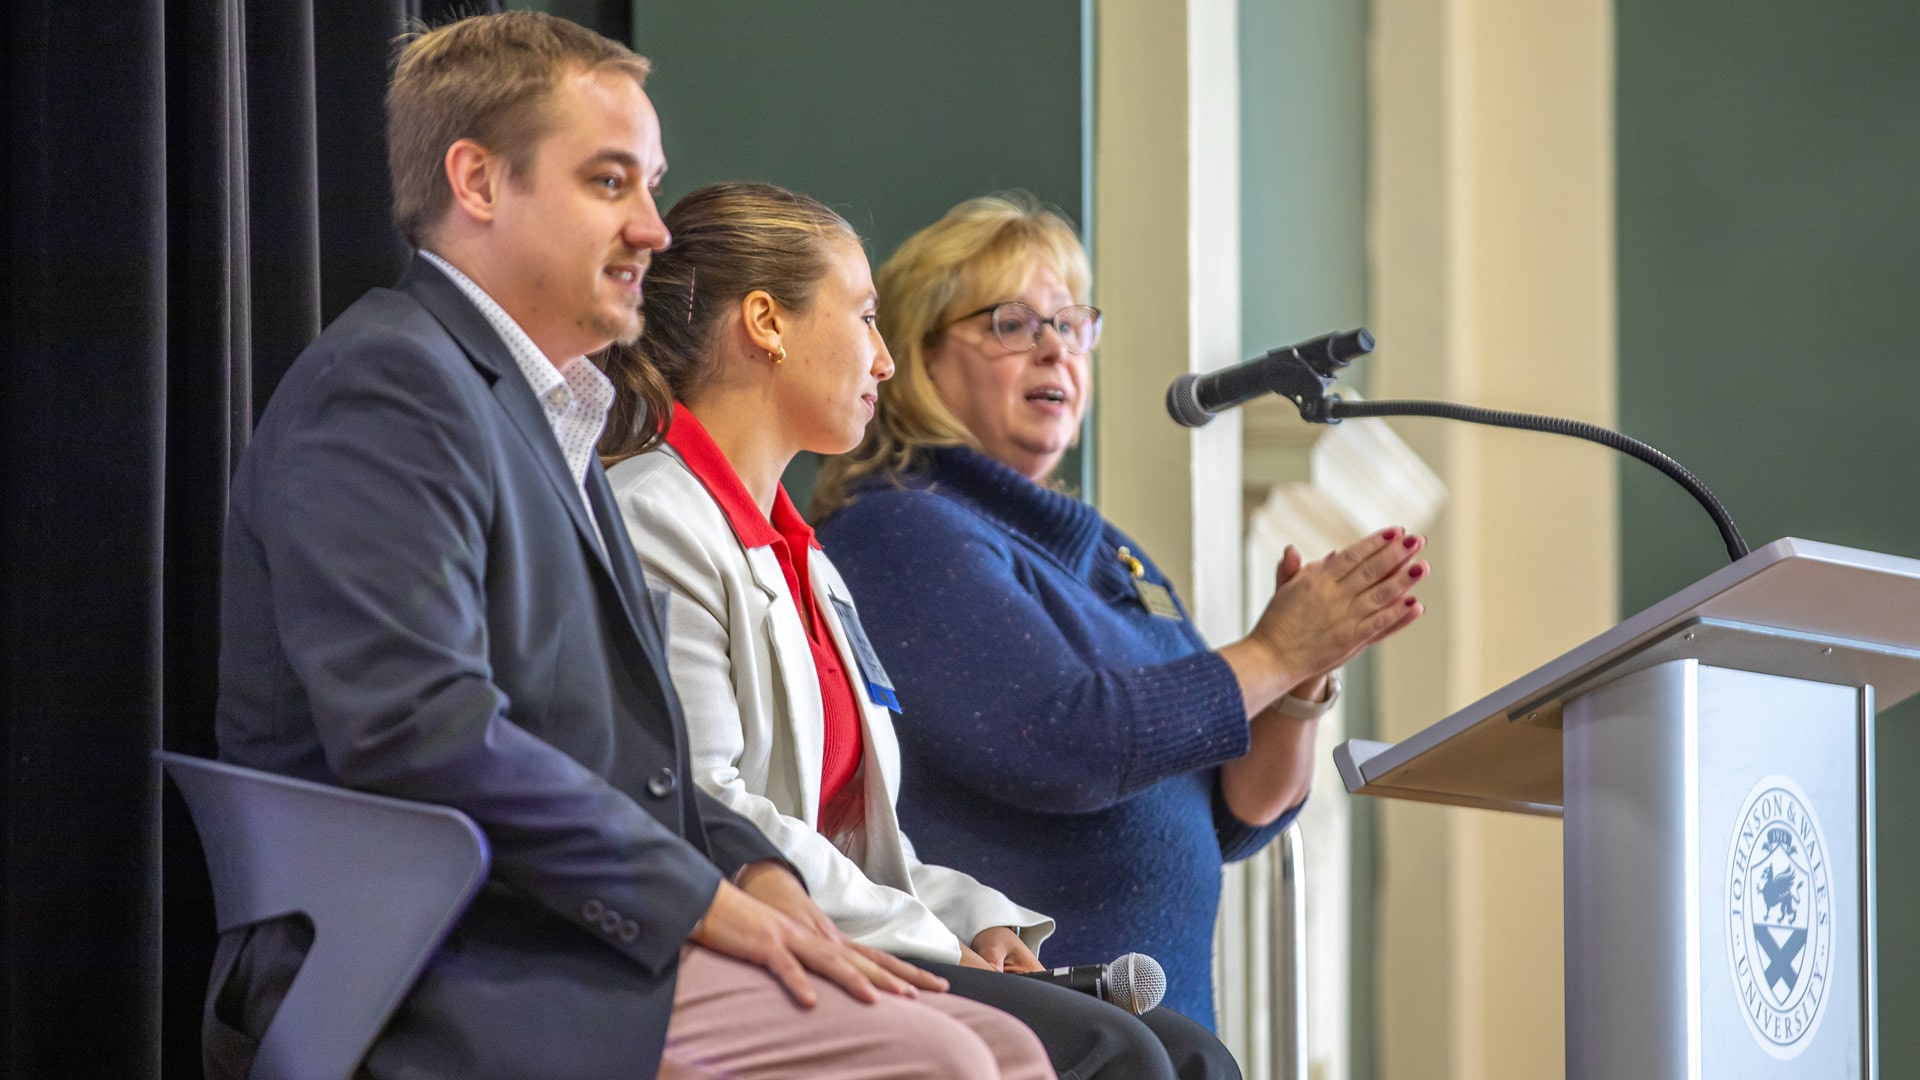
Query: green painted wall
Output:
[[629, 1, 1091, 504], [1240, 2, 1375, 1076], [1617, 1, 1920, 1070], [634, 2, 1085, 265], [1240, 2, 1370, 369]]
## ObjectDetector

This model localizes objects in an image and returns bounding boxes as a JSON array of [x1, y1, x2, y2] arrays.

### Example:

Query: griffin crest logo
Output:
[[1725, 776, 1834, 1059]]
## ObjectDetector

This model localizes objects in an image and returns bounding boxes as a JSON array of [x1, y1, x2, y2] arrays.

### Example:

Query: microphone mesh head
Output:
[[1165, 374, 1214, 428], [1109, 953, 1166, 1015]]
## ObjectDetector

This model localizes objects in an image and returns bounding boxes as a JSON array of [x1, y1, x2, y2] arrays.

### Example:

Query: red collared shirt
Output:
[[664, 404, 864, 820]]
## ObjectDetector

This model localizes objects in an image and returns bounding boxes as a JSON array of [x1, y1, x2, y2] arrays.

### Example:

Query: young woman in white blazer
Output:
[[600, 183, 1239, 1080]]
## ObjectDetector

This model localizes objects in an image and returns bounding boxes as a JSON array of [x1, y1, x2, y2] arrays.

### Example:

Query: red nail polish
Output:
[[1404, 596, 1419, 607], [1403, 535, 1419, 549], [1408, 564, 1425, 579], [1381, 528, 1400, 541]]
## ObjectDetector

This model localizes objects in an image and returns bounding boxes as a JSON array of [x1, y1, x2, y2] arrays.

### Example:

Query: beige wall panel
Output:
[[1371, 0, 1473, 1071], [1094, 0, 1245, 643], [1094, 1, 1193, 596], [1371, 0, 1615, 1077]]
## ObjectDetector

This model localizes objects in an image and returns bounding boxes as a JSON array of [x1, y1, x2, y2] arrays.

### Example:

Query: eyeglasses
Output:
[[948, 301, 1103, 355]]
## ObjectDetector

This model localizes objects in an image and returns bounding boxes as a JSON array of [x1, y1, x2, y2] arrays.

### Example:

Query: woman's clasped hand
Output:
[[1224, 528, 1429, 714]]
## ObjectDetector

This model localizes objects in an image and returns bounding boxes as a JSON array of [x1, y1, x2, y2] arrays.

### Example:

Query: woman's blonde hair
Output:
[[810, 192, 1090, 519], [597, 182, 857, 465]]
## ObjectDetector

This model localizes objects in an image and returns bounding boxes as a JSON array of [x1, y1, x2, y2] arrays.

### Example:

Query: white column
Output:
[[1094, 0, 1253, 1064]]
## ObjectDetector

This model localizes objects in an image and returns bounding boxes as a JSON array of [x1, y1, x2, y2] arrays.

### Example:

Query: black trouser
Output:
[[916, 960, 1241, 1080]]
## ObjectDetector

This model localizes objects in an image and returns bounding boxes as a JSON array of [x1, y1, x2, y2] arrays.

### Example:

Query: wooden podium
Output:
[[1336, 538, 1920, 1079]]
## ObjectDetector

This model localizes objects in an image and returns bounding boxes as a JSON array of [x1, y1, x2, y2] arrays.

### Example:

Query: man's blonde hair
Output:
[[387, 11, 651, 248], [811, 192, 1090, 518]]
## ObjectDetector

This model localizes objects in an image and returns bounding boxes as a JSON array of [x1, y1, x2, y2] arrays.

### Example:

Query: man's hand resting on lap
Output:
[[696, 861, 948, 1006]]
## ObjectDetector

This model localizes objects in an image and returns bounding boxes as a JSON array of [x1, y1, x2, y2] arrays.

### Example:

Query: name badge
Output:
[[1118, 545, 1185, 621], [828, 594, 901, 711], [1132, 578, 1184, 620]]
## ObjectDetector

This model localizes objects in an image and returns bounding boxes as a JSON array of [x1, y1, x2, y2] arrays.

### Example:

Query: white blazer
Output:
[[607, 446, 1053, 964]]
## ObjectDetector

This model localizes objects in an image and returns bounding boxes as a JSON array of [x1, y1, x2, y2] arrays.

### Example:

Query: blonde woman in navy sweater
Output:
[[813, 194, 1431, 1031], [602, 183, 1237, 1080]]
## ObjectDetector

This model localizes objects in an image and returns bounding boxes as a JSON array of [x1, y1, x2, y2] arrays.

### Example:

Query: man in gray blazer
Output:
[[209, 12, 1051, 1079]]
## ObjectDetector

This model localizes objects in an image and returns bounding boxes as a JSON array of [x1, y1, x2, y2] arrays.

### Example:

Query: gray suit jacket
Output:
[[209, 256, 785, 1079]]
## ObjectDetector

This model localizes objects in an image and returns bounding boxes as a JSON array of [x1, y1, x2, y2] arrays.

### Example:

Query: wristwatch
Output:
[[1270, 674, 1342, 720]]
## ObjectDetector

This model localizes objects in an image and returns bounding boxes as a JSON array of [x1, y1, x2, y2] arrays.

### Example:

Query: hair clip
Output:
[[686, 267, 696, 326]]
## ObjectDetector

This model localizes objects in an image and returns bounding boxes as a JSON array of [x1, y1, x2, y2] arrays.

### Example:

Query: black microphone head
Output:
[[1107, 953, 1166, 1015], [1335, 327, 1374, 360], [1165, 373, 1214, 428], [1297, 328, 1375, 378]]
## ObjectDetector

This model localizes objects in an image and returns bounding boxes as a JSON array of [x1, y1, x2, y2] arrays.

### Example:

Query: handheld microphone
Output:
[[1165, 328, 1374, 427], [1016, 952, 1166, 1015]]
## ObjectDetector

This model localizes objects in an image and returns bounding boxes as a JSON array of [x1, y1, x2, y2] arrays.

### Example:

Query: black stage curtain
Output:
[[2, 1, 496, 1075]]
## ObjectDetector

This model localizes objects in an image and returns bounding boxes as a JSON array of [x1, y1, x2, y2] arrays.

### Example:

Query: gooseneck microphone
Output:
[[1017, 952, 1166, 1015], [1165, 327, 1751, 563], [1166, 329, 1375, 428]]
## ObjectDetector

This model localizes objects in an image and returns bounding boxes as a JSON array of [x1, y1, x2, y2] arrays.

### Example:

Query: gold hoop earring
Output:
[[770, 346, 787, 365]]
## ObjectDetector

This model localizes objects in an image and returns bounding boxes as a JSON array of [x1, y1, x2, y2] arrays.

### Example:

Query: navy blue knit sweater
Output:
[[817, 447, 1296, 1028]]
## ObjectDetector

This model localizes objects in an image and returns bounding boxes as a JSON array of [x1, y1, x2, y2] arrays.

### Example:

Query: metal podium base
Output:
[[1564, 658, 1875, 1079]]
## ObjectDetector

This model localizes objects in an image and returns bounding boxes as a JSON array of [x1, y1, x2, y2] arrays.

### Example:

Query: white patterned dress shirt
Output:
[[420, 250, 616, 553]]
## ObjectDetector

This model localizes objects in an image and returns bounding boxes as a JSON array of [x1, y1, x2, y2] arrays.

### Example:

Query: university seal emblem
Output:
[[1725, 775, 1834, 1058]]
